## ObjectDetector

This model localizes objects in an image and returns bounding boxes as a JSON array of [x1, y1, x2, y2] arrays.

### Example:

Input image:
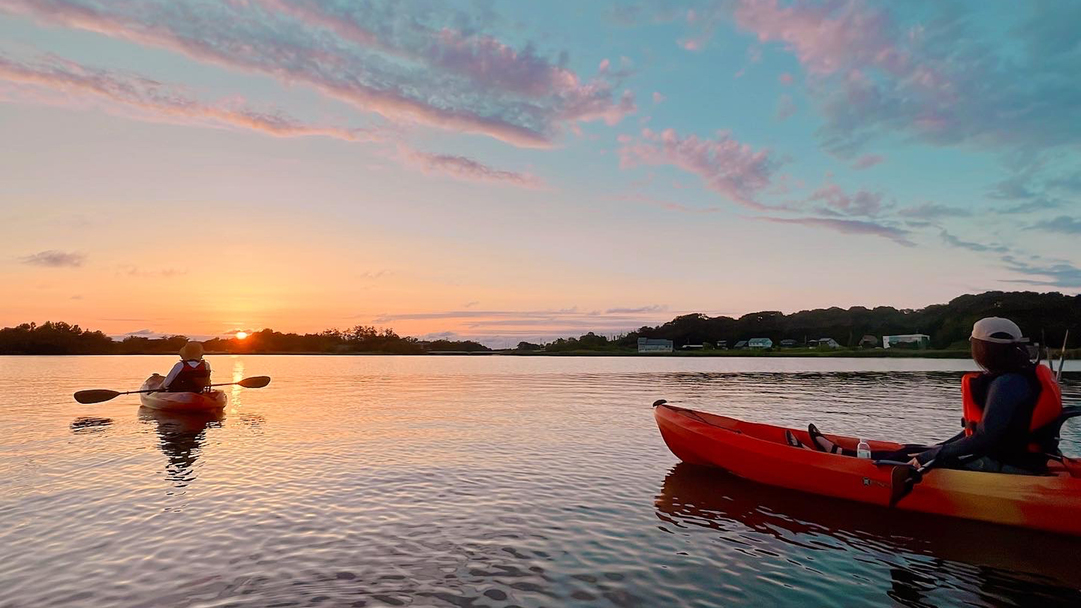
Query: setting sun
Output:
[[235, 331, 248, 340]]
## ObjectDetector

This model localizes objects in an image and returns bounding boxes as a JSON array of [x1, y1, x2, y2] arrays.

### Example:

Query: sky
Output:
[[1, 0, 1079, 347]]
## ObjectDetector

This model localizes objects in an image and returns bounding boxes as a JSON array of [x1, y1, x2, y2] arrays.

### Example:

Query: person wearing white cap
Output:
[[162, 341, 212, 393], [796, 317, 1063, 474]]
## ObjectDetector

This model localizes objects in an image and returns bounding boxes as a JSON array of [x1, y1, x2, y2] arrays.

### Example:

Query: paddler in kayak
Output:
[[161, 341, 212, 393], [794, 317, 1063, 474]]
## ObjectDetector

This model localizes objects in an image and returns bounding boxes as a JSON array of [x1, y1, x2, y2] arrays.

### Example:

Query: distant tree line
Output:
[[0, 322, 115, 355], [0, 323, 491, 355], [513, 291, 1079, 353], [2, 291, 1077, 355], [614, 291, 1079, 351]]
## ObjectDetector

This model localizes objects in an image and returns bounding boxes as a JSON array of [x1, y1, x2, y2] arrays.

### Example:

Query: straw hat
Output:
[[178, 341, 204, 360]]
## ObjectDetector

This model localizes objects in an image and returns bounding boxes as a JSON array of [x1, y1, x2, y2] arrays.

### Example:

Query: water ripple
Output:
[[0, 355, 1078, 607]]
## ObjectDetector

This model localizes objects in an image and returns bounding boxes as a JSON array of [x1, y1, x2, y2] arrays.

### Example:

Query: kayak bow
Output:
[[654, 402, 1081, 536]]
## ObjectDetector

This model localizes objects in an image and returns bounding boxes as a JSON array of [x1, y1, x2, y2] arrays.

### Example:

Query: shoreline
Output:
[[0, 349, 974, 358], [5, 349, 1076, 359]]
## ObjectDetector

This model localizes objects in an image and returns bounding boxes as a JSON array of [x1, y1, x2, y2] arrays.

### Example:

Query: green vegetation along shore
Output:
[[1, 291, 1077, 357]]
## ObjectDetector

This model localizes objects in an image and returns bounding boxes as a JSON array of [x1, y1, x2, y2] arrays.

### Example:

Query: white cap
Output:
[[971, 317, 1027, 344]]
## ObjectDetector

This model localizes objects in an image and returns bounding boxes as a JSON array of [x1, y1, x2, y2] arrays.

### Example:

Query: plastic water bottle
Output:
[[857, 438, 871, 459]]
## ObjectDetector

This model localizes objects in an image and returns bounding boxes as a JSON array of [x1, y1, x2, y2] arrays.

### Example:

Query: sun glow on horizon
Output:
[[235, 331, 249, 340]]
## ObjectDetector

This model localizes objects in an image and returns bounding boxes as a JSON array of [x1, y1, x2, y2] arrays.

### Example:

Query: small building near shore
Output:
[[733, 340, 748, 349], [883, 334, 931, 349], [681, 344, 705, 350], [859, 335, 878, 348], [780, 339, 798, 348], [748, 338, 773, 349], [716, 340, 728, 349], [818, 338, 841, 349], [638, 338, 674, 353]]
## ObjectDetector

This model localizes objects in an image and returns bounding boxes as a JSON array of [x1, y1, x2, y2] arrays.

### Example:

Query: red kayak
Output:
[[654, 402, 1081, 536]]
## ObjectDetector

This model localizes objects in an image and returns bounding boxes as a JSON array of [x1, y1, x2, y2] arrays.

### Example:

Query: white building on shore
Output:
[[638, 338, 674, 353], [883, 334, 931, 349]]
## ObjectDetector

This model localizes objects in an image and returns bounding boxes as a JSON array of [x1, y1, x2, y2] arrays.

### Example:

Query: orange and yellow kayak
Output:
[[654, 402, 1081, 536], [139, 374, 227, 412]]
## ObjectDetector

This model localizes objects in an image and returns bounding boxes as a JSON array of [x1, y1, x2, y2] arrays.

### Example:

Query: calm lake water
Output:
[[1, 355, 1080, 607]]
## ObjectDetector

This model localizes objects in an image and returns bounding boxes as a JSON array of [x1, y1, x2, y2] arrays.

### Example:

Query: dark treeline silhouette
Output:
[[613, 291, 1079, 350], [0, 323, 490, 355], [1, 291, 1077, 355], [0, 322, 115, 355], [427, 339, 490, 352]]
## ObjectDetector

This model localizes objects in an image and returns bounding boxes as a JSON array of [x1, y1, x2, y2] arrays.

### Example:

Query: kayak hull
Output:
[[654, 403, 1081, 536], [139, 375, 227, 412]]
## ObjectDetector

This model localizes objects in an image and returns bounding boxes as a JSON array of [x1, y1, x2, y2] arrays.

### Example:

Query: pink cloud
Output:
[[755, 216, 914, 246], [652, 91, 666, 104], [558, 88, 636, 126], [0, 53, 538, 187], [20, 250, 86, 268], [254, 0, 383, 47], [734, 0, 902, 76], [399, 147, 544, 189], [851, 154, 885, 170], [258, 0, 635, 130], [0, 54, 376, 142], [618, 128, 780, 210], [680, 38, 704, 51], [778, 72, 793, 85], [430, 28, 587, 97], [807, 183, 885, 217], [728, 0, 1077, 156], [1, 0, 634, 147]]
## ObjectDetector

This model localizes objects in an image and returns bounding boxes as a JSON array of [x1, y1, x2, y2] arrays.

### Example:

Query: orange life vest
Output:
[[961, 364, 1062, 453], [169, 360, 210, 393]]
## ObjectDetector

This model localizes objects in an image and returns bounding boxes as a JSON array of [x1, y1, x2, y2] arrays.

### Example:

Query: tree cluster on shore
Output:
[[1, 291, 1077, 355], [620, 291, 1078, 351], [0, 323, 491, 355], [529, 291, 1078, 353]]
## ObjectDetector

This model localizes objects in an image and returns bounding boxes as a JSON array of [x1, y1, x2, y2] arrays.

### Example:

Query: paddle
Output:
[[874, 459, 935, 507], [1058, 330, 1069, 382], [74, 376, 271, 404]]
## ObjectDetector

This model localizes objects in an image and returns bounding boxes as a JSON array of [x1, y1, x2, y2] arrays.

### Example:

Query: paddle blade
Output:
[[888, 466, 922, 508], [237, 375, 271, 389], [74, 389, 121, 404]]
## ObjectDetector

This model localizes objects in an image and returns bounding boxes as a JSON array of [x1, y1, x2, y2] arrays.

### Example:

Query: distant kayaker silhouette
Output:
[[161, 341, 212, 393], [792, 317, 1063, 474]]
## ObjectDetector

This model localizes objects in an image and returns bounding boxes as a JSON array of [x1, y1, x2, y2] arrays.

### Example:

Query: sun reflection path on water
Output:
[[230, 355, 245, 412]]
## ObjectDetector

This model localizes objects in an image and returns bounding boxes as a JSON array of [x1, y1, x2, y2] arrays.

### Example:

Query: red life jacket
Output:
[[961, 364, 1062, 453], [169, 359, 210, 393]]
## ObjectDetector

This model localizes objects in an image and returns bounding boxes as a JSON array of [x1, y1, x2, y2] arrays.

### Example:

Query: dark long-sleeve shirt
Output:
[[917, 373, 1037, 466]]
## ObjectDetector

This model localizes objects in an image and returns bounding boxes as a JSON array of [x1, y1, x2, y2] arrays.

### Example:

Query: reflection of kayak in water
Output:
[[656, 463, 1081, 602], [139, 406, 224, 486], [139, 374, 227, 412], [654, 403, 1081, 536]]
